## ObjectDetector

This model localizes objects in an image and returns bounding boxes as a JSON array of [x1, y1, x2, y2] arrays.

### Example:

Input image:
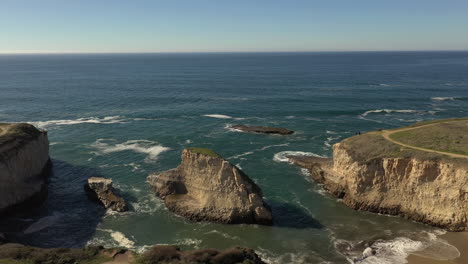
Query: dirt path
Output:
[[380, 121, 468, 159]]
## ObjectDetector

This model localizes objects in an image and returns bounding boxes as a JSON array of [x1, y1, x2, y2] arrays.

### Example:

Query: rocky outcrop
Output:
[[231, 125, 294, 135], [147, 148, 272, 225], [288, 134, 468, 231], [0, 243, 266, 264], [85, 177, 128, 212], [0, 123, 50, 215], [139, 245, 266, 264]]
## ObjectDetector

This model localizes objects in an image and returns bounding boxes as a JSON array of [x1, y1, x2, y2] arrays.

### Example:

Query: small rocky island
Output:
[[85, 177, 128, 212], [148, 148, 273, 225], [231, 124, 294, 135], [0, 123, 51, 215], [288, 118, 468, 231]]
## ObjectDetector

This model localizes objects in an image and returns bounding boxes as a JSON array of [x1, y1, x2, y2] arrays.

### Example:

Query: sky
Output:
[[1, 0, 467, 53]]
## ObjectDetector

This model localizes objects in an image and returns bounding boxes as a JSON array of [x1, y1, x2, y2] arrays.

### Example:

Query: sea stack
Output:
[[147, 148, 273, 225], [231, 124, 294, 135], [288, 118, 468, 231], [85, 177, 128, 212], [0, 123, 51, 215]]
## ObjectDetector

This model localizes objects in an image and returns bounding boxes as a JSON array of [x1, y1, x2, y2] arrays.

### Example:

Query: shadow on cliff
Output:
[[0, 159, 107, 248], [269, 201, 323, 229]]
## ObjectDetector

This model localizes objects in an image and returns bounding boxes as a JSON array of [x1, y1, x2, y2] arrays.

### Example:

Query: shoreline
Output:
[[407, 232, 468, 264]]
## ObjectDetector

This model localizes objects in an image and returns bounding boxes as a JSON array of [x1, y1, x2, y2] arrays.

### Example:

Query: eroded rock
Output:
[[147, 148, 273, 225], [0, 123, 51, 215], [85, 177, 128, 212], [231, 125, 294, 135], [139, 245, 266, 264]]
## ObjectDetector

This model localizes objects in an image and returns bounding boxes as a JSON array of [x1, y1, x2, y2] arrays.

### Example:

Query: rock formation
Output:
[[139, 245, 266, 264], [231, 124, 294, 135], [0, 123, 51, 215], [288, 129, 468, 231], [147, 148, 272, 225], [0, 243, 266, 264], [85, 177, 128, 212]]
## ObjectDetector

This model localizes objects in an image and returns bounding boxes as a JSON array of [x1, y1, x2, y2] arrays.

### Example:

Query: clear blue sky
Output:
[[1, 0, 467, 53]]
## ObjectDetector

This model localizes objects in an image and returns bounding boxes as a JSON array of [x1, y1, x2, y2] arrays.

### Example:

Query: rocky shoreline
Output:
[[287, 126, 468, 231]]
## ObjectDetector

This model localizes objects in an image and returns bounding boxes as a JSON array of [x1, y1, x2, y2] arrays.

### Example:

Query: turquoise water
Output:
[[1, 52, 468, 263]]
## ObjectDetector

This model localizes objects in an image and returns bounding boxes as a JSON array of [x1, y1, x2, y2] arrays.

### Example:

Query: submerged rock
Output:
[[0, 123, 51, 215], [147, 148, 272, 225], [85, 177, 128, 212], [139, 245, 266, 264], [231, 124, 294, 135]]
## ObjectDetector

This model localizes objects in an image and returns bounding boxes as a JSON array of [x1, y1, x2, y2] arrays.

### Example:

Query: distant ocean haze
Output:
[[0, 52, 467, 263]]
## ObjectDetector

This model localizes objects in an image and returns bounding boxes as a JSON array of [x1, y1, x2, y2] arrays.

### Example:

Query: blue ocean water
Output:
[[1, 52, 468, 263]]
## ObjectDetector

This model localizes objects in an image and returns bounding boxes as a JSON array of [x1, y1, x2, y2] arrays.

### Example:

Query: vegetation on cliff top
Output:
[[187, 147, 222, 158], [0, 123, 43, 147], [390, 120, 468, 156], [341, 118, 468, 166]]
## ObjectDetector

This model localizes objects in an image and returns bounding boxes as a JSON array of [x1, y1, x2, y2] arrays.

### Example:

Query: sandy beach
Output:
[[407, 232, 468, 264]]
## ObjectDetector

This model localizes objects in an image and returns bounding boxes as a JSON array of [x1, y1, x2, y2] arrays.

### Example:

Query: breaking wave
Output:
[[203, 114, 245, 120], [91, 139, 169, 161], [361, 109, 436, 117], [273, 151, 325, 163], [30, 116, 161, 129], [96, 229, 135, 248]]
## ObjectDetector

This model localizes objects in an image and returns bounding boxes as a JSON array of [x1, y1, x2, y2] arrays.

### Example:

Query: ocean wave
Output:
[[23, 212, 63, 234], [96, 228, 135, 248], [174, 238, 202, 249], [361, 109, 436, 117], [203, 114, 246, 120], [30, 116, 127, 129], [91, 139, 169, 161], [204, 230, 241, 241], [273, 151, 325, 163], [324, 136, 341, 148], [29, 116, 161, 129], [335, 230, 460, 264], [228, 143, 289, 160], [431, 97, 456, 101]]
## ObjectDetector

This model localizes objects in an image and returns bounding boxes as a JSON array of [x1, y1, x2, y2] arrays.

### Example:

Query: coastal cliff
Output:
[[148, 148, 273, 225], [289, 120, 468, 231], [0, 123, 50, 215]]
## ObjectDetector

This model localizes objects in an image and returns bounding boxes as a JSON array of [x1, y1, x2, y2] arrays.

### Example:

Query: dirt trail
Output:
[[380, 121, 468, 159]]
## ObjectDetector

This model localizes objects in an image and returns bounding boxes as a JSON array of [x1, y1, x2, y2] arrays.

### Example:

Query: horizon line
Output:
[[1, 49, 468, 55]]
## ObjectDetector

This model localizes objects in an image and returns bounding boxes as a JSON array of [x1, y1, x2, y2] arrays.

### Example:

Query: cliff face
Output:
[[289, 140, 468, 231], [0, 123, 50, 215], [147, 148, 272, 225]]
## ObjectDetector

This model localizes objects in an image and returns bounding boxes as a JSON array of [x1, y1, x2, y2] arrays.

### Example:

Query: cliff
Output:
[[147, 148, 273, 225], [289, 119, 468, 231], [0, 123, 50, 215]]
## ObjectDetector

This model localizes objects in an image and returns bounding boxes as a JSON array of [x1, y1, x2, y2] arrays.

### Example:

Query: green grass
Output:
[[187, 147, 222, 158], [390, 120, 468, 156]]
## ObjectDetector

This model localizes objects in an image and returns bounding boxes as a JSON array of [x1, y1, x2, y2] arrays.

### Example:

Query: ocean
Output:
[[1, 52, 467, 263]]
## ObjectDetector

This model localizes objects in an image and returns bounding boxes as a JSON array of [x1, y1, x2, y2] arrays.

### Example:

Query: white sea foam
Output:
[[431, 97, 457, 101], [29, 116, 160, 129], [203, 114, 233, 119], [273, 151, 325, 163], [204, 230, 241, 240], [91, 139, 169, 161], [361, 109, 420, 117], [97, 228, 135, 248], [23, 212, 63, 234], [228, 143, 289, 159], [31, 116, 126, 129], [357, 237, 424, 264], [324, 136, 341, 148], [175, 238, 202, 248], [203, 114, 246, 120]]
